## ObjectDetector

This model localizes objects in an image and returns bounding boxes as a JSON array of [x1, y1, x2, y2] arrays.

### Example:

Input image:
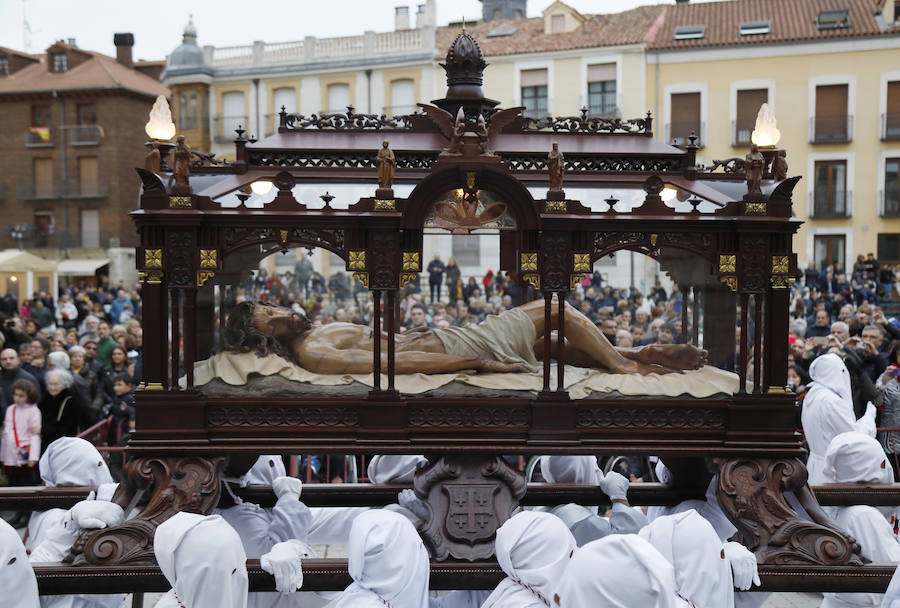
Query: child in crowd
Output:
[[104, 372, 135, 445], [1, 379, 42, 528]]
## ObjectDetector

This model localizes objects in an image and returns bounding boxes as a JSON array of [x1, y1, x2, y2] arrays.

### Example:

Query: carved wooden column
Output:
[[68, 455, 226, 566], [715, 457, 863, 566], [414, 455, 527, 561]]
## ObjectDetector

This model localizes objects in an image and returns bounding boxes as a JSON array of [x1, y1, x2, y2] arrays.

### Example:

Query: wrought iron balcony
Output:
[[213, 115, 249, 143], [665, 121, 704, 147], [882, 112, 900, 142], [17, 180, 109, 200], [810, 115, 853, 144], [882, 189, 900, 217], [68, 124, 103, 145], [24, 126, 53, 147]]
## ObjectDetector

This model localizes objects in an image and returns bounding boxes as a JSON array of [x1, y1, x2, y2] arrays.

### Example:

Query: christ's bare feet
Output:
[[637, 344, 708, 371], [610, 358, 678, 376]]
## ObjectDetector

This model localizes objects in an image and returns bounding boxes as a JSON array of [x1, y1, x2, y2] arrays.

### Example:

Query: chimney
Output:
[[67, 38, 76, 46], [416, 0, 436, 27], [113, 32, 134, 68], [395, 6, 410, 30]]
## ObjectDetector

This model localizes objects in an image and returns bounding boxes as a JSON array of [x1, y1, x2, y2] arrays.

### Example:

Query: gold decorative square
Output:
[[767, 385, 792, 394], [400, 272, 418, 287], [770, 275, 791, 290], [523, 274, 540, 289], [348, 251, 366, 269], [520, 253, 538, 272], [772, 255, 789, 274], [719, 254, 736, 273], [197, 270, 215, 286], [571, 274, 584, 290], [573, 253, 590, 272], [720, 275, 738, 292], [199, 249, 217, 268], [745, 202, 767, 215], [168, 196, 192, 208], [144, 249, 162, 268], [402, 252, 420, 271], [374, 199, 396, 211], [279, 230, 289, 243], [650, 234, 658, 246], [466, 172, 476, 190], [353, 272, 369, 288], [545, 200, 567, 212], [140, 382, 164, 391]]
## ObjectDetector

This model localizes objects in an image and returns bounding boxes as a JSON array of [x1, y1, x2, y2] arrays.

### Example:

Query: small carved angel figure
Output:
[[745, 143, 765, 194], [173, 135, 192, 187], [773, 149, 788, 182], [417, 103, 524, 156]]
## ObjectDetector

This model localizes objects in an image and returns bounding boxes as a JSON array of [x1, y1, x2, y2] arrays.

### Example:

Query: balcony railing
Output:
[[883, 189, 900, 217], [810, 115, 853, 144], [810, 190, 852, 218], [731, 119, 755, 147], [882, 112, 900, 142], [213, 115, 248, 144], [7, 229, 117, 251], [24, 127, 53, 147], [665, 121, 705, 147], [68, 124, 103, 145], [17, 180, 109, 200]]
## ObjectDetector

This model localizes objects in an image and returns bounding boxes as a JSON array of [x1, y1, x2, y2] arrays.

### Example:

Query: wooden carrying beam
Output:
[[31, 561, 899, 595], [6, 482, 900, 510]]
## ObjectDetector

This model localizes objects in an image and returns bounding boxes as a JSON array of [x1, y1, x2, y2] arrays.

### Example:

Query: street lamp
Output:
[[8, 224, 34, 250]]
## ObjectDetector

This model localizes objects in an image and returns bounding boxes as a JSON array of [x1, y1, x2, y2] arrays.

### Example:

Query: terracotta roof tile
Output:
[[436, 5, 667, 57], [648, 0, 900, 50], [0, 45, 168, 98]]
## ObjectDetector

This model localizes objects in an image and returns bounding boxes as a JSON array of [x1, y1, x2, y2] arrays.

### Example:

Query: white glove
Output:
[[65, 496, 125, 531], [261, 539, 314, 593], [398, 489, 430, 522], [273, 476, 303, 501], [598, 471, 629, 503], [723, 541, 760, 590]]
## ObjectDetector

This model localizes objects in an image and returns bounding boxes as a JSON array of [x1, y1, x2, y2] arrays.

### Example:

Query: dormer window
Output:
[[674, 25, 706, 40], [739, 21, 771, 36], [51, 52, 67, 73], [816, 9, 850, 30], [551, 14, 565, 33], [0, 56, 8, 76]]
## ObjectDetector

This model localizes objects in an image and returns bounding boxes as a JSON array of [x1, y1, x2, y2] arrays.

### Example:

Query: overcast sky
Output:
[[1, 0, 674, 61]]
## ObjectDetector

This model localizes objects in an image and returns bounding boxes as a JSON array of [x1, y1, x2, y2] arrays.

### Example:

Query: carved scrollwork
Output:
[[222, 227, 345, 258], [248, 150, 438, 170], [715, 457, 864, 566], [70, 456, 225, 566], [576, 406, 726, 429], [167, 230, 195, 287], [279, 106, 414, 131], [408, 406, 529, 427], [540, 234, 570, 291], [702, 157, 746, 175], [207, 405, 359, 427], [741, 235, 770, 293], [501, 154, 683, 174], [521, 109, 652, 135], [414, 456, 527, 561], [189, 149, 226, 168]]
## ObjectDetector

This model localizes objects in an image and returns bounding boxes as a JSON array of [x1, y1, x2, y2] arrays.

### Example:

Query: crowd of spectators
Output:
[[0, 284, 142, 524]]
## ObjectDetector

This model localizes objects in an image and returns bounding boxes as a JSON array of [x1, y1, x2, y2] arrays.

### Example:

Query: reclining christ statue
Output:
[[222, 298, 708, 376]]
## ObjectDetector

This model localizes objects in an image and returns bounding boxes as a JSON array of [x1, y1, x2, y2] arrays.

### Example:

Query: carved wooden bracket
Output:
[[414, 455, 527, 562], [67, 455, 226, 566], [715, 457, 864, 566]]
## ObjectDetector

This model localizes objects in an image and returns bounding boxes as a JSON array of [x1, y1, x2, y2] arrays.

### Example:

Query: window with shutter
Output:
[[587, 64, 616, 116], [734, 89, 767, 146], [813, 160, 848, 217], [885, 159, 900, 216], [34, 158, 53, 198], [814, 84, 850, 143], [814, 235, 846, 270], [669, 92, 701, 145], [521, 69, 548, 119], [884, 81, 900, 140], [78, 157, 99, 197]]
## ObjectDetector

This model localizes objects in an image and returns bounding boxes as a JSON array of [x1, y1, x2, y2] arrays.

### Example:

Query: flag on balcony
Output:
[[28, 127, 50, 142]]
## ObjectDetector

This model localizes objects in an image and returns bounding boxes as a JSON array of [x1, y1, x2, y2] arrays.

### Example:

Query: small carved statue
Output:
[[773, 149, 788, 182], [448, 108, 467, 155], [745, 143, 765, 195], [173, 135, 192, 187], [376, 140, 396, 190], [548, 142, 565, 192], [145, 142, 161, 173]]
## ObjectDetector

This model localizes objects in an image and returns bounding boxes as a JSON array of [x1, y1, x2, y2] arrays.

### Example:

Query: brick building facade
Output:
[[0, 35, 168, 286]]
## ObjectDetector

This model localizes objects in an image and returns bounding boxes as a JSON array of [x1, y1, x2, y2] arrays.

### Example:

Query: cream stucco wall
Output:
[[648, 42, 900, 266]]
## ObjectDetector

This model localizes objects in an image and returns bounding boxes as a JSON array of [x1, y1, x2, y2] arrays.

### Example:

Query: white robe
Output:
[[821, 432, 900, 607], [334, 511, 429, 608], [555, 534, 683, 608], [0, 518, 39, 608], [802, 354, 876, 484], [28, 438, 123, 608], [639, 510, 735, 608], [153, 513, 248, 608], [481, 511, 577, 608]]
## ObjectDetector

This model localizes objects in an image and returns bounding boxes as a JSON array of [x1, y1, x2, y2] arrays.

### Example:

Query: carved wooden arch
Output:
[[591, 230, 719, 266], [402, 164, 540, 231], [219, 226, 347, 268]]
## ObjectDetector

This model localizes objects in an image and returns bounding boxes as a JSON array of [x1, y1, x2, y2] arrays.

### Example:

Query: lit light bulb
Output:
[[660, 187, 677, 202], [250, 181, 273, 196], [145, 95, 176, 140], [750, 103, 781, 147]]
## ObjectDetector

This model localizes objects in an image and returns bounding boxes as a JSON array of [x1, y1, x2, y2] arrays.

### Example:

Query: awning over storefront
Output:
[[0, 250, 58, 272], [56, 259, 109, 276]]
